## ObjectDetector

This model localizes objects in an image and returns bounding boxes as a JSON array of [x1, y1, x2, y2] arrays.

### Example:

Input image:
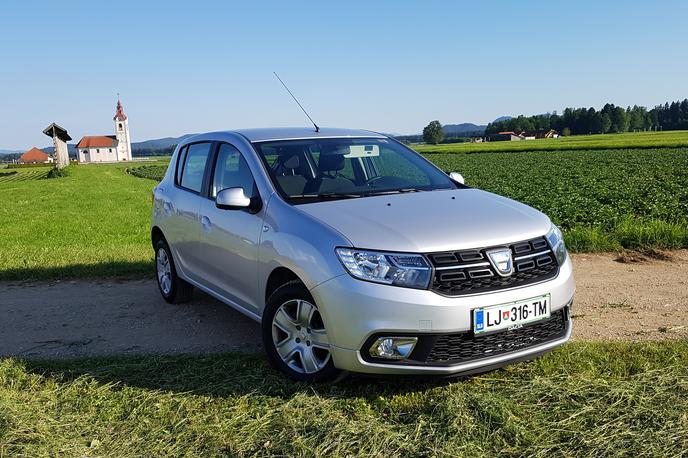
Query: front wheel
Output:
[[262, 281, 341, 382]]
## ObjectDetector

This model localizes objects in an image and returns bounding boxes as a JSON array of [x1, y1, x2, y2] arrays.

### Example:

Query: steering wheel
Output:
[[365, 176, 387, 187]]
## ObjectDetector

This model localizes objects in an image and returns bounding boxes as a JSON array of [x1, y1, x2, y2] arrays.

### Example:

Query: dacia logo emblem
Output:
[[486, 248, 513, 277]]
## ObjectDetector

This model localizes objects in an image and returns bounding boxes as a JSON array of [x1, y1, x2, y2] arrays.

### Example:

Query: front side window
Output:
[[179, 143, 211, 193], [253, 138, 456, 202], [211, 143, 255, 198]]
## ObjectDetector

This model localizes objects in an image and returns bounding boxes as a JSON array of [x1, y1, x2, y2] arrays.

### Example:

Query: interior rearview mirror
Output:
[[216, 187, 251, 210], [449, 172, 465, 185]]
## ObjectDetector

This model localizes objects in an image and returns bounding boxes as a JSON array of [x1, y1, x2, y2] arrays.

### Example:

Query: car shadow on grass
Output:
[[19, 352, 469, 400], [0, 260, 154, 282]]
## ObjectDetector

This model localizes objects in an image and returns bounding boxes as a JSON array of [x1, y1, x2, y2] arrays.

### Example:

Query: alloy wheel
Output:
[[271, 299, 331, 374], [156, 248, 172, 295]]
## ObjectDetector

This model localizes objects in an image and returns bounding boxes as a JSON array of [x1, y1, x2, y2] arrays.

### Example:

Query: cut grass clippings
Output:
[[0, 341, 686, 456]]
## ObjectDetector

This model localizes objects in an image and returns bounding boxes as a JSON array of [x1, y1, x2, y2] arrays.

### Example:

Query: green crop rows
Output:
[[428, 148, 688, 250], [127, 165, 167, 181]]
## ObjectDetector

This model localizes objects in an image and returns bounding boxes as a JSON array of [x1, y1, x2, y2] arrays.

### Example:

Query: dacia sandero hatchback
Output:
[[151, 128, 574, 382]]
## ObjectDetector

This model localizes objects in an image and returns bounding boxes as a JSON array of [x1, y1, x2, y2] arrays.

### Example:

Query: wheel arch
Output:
[[265, 266, 303, 303], [151, 226, 165, 249]]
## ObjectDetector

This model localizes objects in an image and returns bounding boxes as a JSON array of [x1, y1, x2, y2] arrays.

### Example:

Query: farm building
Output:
[[490, 132, 524, 141], [18, 147, 53, 164], [520, 129, 559, 139], [76, 97, 132, 163]]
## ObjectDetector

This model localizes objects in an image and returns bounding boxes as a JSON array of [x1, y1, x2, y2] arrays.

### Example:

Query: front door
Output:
[[196, 142, 264, 312]]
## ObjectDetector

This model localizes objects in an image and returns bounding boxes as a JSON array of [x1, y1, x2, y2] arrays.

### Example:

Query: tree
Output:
[[422, 120, 444, 144], [600, 113, 612, 133], [562, 127, 571, 136]]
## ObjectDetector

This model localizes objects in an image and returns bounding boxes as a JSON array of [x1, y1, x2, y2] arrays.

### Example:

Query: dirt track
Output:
[[1, 251, 686, 359]]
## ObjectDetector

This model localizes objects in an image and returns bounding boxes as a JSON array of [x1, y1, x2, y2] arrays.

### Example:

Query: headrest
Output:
[[283, 154, 300, 169], [319, 154, 345, 171]]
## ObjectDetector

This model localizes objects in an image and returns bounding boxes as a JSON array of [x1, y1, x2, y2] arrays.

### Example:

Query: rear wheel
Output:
[[155, 239, 193, 303], [262, 281, 340, 382]]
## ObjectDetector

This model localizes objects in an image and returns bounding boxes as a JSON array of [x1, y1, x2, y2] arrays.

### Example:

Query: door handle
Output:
[[201, 215, 212, 233]]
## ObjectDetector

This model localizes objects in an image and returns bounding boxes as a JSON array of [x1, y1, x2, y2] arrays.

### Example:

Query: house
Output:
[[18, 147, 53, 164], [519, 129, 559, 140], [76, 97, 132, 163], [490, 131, 524, 141]]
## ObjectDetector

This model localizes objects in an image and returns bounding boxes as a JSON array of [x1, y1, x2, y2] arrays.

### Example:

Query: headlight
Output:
[[335, 248, 431, 289], [545, 224, 568, 265]]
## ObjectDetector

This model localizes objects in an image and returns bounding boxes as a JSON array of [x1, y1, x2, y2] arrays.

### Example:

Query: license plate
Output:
[[473, 294, 551, 335]]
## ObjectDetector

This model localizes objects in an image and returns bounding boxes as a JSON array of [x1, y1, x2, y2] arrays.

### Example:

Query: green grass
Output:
[[415, 130, 688, 154], [0, 341, 686, 456], [0, 146, 686, 280], [0, 162, 160, 280]]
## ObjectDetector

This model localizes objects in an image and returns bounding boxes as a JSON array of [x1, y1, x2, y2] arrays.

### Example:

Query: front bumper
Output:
[[310, 255, 575, 375]]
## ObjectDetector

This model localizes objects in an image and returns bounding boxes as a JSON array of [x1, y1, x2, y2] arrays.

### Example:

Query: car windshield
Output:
[[253, 137, 457, 202]]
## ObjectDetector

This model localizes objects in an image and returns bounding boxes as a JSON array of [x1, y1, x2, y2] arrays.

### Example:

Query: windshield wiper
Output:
[[362, 188, 424, 196], [289, 192, 363, 200]]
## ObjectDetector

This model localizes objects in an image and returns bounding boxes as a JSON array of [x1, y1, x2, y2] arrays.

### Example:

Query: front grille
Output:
[[360, 307, 570, 366], [427, 237, 559, 296], [424, 308, 568, 365]]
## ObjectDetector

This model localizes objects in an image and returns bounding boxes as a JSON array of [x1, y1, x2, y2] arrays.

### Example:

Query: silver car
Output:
[[151, 128, 574, 382]]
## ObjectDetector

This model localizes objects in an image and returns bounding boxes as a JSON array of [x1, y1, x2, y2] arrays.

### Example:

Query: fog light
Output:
[[369, 337, 418, 359]]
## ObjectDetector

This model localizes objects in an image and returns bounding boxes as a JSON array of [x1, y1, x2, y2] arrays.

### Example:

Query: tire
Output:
[[262, 280, 341, 382], [154, 238, 194, 304]]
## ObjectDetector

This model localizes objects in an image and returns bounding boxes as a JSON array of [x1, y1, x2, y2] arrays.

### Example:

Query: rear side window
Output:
[[175, 146, 188, 185], [179, 143, 212, 193]]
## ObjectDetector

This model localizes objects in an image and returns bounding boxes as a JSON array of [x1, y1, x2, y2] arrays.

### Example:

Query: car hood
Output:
[[297, 189, 552, 253]]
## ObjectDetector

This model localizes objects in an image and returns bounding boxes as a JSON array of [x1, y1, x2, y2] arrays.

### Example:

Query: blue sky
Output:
[[1, 0, 687, 149]]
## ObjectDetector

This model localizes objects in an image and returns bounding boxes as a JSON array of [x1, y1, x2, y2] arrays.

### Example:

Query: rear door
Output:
[[165, 142, 214, 281], [196, 142, 264, 312]]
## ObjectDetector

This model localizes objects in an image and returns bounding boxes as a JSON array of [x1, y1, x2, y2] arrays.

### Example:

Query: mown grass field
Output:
[[0, 341, 686, 456], [0, 139, 686, 280], [0, 163, 164, 280], [414, 130, 688, 154]]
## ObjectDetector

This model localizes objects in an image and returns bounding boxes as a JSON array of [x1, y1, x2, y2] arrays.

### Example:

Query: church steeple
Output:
[[113, 95, 132, 161], [114, 96, 128, 121]]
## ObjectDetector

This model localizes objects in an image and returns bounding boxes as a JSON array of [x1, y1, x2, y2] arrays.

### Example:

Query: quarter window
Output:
[[179, 143, 212, 193], [211, 143, 255, 198]]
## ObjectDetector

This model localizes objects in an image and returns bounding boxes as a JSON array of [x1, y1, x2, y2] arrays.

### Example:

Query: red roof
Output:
[[19, 147, 50, 163], [114, 99, 127, 121], [77, 136, 117, 148]]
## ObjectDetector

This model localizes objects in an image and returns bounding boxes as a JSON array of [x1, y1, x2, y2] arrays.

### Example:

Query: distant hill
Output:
[[493, 115, 513, 123], [0, 149, 23, 156], [132, 134, 195, 151], [442, 123, 486, 136]]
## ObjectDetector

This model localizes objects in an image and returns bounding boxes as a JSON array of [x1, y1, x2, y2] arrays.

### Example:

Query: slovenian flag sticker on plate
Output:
[[475, 309, 484, 331]]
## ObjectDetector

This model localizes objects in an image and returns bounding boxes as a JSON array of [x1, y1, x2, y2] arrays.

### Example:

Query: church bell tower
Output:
[[113, 96, 132, 161]]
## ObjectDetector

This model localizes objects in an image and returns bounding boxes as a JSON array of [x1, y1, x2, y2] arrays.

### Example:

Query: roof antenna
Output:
[[273, 72, 319, 132]]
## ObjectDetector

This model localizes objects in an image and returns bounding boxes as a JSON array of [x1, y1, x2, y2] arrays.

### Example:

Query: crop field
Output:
[[0, 341, 686, 456], [0, 142, 687, 280], [429, 148, 688, 251], [414, 130, 688, 154], [0, 168, 50, 182]]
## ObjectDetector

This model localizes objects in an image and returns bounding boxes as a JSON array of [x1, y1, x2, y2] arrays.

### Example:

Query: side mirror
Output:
[[216, 187, 251, 210], [449, 172, 465, 184]]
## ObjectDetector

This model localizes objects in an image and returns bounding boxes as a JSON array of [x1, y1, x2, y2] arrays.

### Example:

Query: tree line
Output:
[[486, 99, 688, 136]]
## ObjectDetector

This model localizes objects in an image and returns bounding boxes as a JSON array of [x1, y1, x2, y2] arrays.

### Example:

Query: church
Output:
[[76, 98, 132, 163]]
